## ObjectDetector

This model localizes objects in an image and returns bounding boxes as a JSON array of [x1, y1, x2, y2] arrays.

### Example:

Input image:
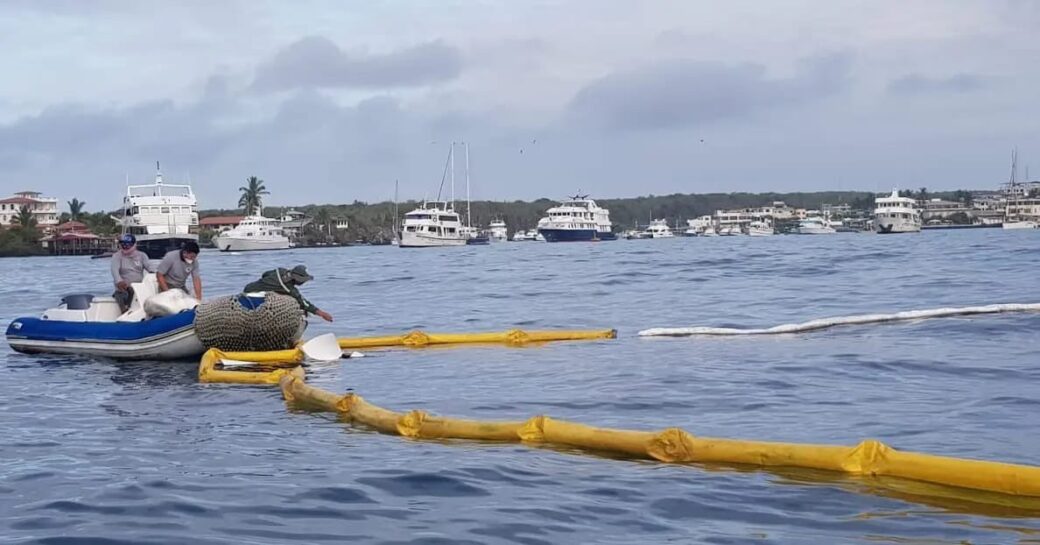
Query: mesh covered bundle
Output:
[[194, 293, 305, 351]]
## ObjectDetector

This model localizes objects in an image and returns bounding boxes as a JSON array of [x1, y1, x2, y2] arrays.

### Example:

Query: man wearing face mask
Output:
[[157, 241, 203, 300], [110, 234, 157, 312], [242, 265, 334, 322]]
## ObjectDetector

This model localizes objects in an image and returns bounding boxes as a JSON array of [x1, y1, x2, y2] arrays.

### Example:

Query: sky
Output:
[[0, 0, 1038, 211]]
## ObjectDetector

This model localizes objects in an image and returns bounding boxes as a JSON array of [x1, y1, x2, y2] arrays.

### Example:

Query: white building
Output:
[[0, 191, 59, 230]]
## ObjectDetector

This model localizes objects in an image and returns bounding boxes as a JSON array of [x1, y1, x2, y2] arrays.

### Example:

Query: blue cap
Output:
[[119, 234, 136, 245]]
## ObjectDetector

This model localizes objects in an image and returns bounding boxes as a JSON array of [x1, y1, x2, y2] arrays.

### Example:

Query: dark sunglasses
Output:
[[119, 242, 134, 247]]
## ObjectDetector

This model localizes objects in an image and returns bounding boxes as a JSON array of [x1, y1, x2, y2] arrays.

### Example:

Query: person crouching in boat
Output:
[[242, 265, 334, 322], [110, 234, 157, 312], [157, 241, 203, 300]]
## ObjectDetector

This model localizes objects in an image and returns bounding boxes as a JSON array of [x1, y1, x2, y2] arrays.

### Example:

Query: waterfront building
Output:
[[0, 191, 60, 231], [199, 216, 245, 232]]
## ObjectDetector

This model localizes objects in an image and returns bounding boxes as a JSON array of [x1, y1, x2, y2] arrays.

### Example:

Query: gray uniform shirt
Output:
[[110, 249, 156, 285], [157, 250, 199, 291]]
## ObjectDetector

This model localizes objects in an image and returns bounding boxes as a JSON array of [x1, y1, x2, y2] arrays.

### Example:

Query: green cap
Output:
[[288, 265, 314, 283]]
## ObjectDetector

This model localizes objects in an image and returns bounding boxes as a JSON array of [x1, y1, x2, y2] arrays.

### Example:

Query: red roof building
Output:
[[199, 216, 245, 231]]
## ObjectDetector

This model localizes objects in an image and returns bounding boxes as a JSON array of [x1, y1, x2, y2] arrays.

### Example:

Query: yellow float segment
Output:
[[337, 328, 617, 349], [273, 375, 1040, 501], [198, 348, 305, 384]]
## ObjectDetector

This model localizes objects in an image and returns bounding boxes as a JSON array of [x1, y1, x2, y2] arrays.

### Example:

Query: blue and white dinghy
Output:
[[5, 275, 204, 360]]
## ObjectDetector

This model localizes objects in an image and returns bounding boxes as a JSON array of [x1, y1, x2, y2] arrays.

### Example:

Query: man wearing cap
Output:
[[110, 234, 157, 312], [157, 241, 203, 300], [242, 265, 334, 322]]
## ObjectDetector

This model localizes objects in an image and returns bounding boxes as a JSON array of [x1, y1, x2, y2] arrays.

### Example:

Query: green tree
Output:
[[918, 187, 928, 201], [237, 176, 269, 215], [948, 211, 971, 225], [313, 207, 333, 239], [952, 190, 974, 205], [67, 198, 86, 221], [12, 205, 37, 229], [10, 205, 41, 246]]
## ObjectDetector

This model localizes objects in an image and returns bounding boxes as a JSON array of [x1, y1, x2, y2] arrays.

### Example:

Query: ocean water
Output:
[[2, 229, 1039, 544]]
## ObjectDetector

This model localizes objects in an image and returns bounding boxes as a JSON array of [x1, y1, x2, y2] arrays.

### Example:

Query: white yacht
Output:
[[536, 194, 616, 242], [119, 164, 199, 259], [641, 219, 675, 239], [399, 202, 467, 247], [683, 216, 716, 237], [795, 217, 837, 235], [212, 214, 291, 251], [717, 224, 745, 236], [1002, 150, 1040, 229], [874, 190, 922, 233], [488, 220, 508, 242], [747, 220, 774, 236], [511, 230, 530, 241]]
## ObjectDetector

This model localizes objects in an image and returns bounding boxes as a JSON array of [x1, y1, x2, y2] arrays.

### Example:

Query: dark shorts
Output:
[[113, 287, 134, 312]]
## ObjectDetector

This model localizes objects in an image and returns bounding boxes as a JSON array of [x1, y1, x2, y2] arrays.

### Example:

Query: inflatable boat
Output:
[[5, 275, 204, 360]]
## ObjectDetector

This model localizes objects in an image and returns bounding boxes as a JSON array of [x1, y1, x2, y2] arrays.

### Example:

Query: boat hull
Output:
[[6, 311, 204, 360], [399, 231, 468, 247], [795, 227, 837, 235], [136, 235, 199, 260], [212, 236, 291, 252], [538, 228, 617, 242], [1002, 221, 1039, 230]]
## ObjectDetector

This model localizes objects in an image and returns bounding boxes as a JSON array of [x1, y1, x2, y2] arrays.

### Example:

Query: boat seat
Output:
[[117, 274, 160, 322], [62, 294, 95, 310]]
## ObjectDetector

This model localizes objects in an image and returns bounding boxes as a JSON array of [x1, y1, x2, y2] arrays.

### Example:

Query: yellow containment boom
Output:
[[337, 328, 617, 349], [275, 374, 1040, 504], [198, 348, 305, 384]]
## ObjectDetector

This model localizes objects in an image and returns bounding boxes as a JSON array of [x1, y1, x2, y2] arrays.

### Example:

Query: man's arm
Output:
[[110, 255, 124, 288], [143, 253, 158, 273], [156, 254, 172, 292]]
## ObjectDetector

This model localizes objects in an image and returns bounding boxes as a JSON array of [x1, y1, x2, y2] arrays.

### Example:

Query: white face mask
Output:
[[184, 258, 195, 265]]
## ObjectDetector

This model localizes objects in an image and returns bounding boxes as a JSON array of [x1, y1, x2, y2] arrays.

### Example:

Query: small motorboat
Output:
[[5, 275, 204, 360]]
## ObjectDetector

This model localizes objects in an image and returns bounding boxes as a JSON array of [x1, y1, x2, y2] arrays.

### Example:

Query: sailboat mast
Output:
[[450, 143, 455, 211], [394, 179, 399, 236], [465, 142, 471, 228]]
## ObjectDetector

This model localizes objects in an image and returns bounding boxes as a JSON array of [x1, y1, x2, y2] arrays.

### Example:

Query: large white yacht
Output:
[[488, 220, 508, 242], [212, 214, 291, 251], [795, 217, 837, 234], [874, 190, 922, 233], [536, 195, 616, 242], [399, 202, 467, 247], [641, 219, 675, 239], [119, 165, 199, 259]]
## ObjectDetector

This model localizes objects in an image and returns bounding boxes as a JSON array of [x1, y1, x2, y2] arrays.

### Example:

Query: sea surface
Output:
[[2, 229, 1039, 544]]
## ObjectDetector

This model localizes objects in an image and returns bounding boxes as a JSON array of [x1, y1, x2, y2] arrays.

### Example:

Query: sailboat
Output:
[[1002, 149, 1040, 230], [399, 144, 468, 248], [460, 143, 489, 245]]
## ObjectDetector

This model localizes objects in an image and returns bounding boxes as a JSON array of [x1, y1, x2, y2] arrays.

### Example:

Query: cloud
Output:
[[566, 53, 851, 130], [887, 73, 986, 95], [251, 36, 464, 92]]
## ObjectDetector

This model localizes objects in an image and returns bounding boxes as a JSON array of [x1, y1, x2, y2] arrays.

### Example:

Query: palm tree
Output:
[[918, 187, 928, 201], [12, 205, 37, 229], [238, 176, 269, 216], [313, 207, 333, 238], [67, 198, 85, 221]]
